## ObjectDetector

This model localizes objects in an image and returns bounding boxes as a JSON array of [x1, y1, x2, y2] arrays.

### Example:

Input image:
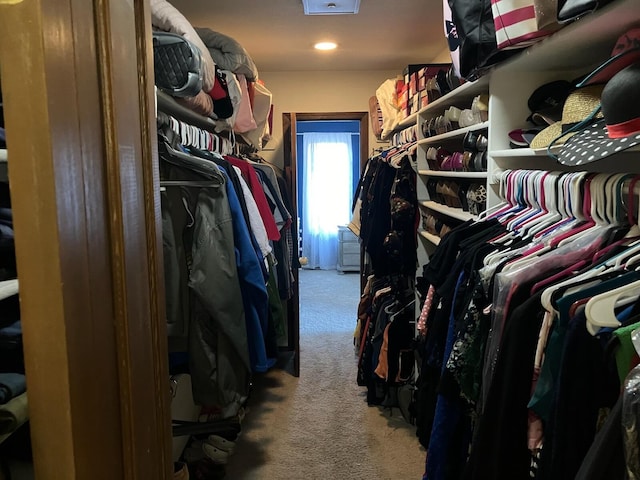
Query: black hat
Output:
[[558, 62, 640, 166], [527, 80, 574, 126]]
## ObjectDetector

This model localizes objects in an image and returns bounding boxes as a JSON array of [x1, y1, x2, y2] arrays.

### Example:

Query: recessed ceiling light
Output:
[[302, 0, 360, 15], [314, 42, 337, 50]]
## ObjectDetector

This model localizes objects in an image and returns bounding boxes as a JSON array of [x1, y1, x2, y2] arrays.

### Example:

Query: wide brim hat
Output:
[[577, 28, 640, 87], [558, 62, 640, 166], [529, 85, 604, 149]]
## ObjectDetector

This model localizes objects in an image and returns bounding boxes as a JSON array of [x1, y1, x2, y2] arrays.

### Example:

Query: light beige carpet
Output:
[[224, 269, 425, 480]]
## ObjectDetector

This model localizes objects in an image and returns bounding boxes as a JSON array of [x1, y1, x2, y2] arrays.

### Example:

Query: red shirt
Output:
[[224, 156, 280, 241]]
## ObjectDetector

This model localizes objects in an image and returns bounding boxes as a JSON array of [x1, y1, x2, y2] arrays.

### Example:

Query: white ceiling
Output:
[[169, 0, 448, 73]]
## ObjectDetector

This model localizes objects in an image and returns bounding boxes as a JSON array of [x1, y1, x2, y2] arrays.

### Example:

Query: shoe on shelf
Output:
[[201, 442, 230, 464], [206, 435, 236, 454]]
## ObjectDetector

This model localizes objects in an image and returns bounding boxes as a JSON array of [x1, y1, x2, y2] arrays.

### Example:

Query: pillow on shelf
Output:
[[195, 27, 259, 81]]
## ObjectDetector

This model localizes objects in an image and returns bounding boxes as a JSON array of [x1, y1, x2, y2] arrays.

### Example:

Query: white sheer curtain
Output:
[[301, 132, 353, 270]]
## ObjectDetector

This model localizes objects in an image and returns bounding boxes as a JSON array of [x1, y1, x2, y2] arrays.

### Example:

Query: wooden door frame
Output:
[[282, 111, 369, 377], [0, 1, 171, 478], [286, 112, 369, 173]]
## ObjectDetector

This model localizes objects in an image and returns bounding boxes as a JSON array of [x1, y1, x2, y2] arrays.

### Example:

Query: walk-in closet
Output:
[[1, 0, 640, 479]]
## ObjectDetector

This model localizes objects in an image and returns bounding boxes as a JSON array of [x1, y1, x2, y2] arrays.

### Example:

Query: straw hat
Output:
[[558, 62, 640, 166], [529, 85, 604, 149]]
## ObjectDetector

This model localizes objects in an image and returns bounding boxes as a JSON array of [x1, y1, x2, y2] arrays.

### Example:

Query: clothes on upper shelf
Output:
[[0, 373, 25, 405], [0, 173, 25, 438], [157, 118, 294, 417], [0, 392, 27, 436], [150, 0, 273, 148], [414, 170, 640, 480]]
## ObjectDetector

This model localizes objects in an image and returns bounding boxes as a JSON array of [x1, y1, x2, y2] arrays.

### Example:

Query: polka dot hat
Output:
[[558, 62, 640, 166]]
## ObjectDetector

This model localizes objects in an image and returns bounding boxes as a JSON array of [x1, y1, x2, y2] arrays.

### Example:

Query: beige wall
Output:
[[433, 47, 453, 63], [258, 69, 400, 168]]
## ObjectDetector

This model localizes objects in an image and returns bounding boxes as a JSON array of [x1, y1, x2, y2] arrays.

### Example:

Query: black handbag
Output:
[[557, 0, 614, 23], [448, 0, 520, 79]]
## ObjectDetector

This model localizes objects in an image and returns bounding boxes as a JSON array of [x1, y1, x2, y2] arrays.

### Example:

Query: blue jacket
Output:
[[218, 166, 275, 373]]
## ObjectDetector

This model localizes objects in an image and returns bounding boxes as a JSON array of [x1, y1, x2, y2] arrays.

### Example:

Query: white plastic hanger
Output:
[[482, 170, 520, 221], [540, 266, 608, 314], [632, 327, 640, 356], [585, 279, 640, 335], [524, 172, 564, 239]]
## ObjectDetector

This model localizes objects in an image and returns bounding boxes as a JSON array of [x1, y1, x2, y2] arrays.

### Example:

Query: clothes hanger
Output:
[[543, 173, 596, 248], [160, 139, 225, 184], [540, 266, 611, 314], [585, 279, 640, 335], [632, 327, 640, 356], [483, 170, 522, 221], [512, 171, 550, 234], [530, 259, 590, 295], [500, 173, 597, 273], [485, 171, 531, 245], [387, 299, 416, 322], [522, 172, 564, 239], [482, 171, 543, 266], [504, 171, 541, 231], [596, 178, 640, 271], [532, 172, 584, 241], [536, 174, 640, 311]]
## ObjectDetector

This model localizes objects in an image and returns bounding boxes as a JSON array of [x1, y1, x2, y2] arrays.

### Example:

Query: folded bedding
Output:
[[195, 27, 259, 81], [0, 392, 28, 435], [0, 373, 25, 405]]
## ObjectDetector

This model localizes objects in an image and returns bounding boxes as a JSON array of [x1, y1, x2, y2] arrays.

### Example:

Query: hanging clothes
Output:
[[159, 142, 251, 415], [157, 118, 286, 416], [354, 148, 418, 277], [414, 170, 640, 480]]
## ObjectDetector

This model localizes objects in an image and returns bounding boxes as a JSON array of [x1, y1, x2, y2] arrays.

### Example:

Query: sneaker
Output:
[[206, 435, 236, 454], [201, 442, 230, 464]]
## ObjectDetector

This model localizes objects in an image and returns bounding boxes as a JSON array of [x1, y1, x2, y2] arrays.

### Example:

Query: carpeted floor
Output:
[[223, 268, 426, 480]]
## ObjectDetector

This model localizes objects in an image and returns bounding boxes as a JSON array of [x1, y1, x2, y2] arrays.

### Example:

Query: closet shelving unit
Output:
[[420, 200, 478, 222], [395, 112, 417, 133], [419, 230, 441, 246], [387, 0, 640, 267], [487, 0, 640, 194], [410, 74, 491, 261], [418, 121, 489, 146]]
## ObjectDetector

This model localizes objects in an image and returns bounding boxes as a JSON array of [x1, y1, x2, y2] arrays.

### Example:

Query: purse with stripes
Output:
[[491, 0, 558, 50]]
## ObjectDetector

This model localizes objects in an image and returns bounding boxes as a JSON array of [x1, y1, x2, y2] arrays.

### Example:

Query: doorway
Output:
[[282, 112, 368, 376], [296, 120, 360, 271]]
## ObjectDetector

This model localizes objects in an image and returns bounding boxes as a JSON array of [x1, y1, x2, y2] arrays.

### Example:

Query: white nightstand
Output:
[[337, 225, 360, 273]]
